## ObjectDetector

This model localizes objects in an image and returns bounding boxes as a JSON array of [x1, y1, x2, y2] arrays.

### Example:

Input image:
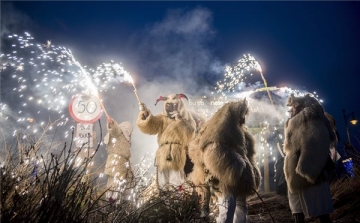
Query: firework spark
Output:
[[0, 32, 131, 140], [204, 54, 324, 169], [214, 54, 276, 104]]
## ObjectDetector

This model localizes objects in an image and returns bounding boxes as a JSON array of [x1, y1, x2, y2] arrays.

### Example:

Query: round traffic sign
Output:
[[69, 94, 103, 123]]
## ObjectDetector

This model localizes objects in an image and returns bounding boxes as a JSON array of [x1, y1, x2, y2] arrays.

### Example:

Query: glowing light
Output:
[[1, 32, 132, 140]]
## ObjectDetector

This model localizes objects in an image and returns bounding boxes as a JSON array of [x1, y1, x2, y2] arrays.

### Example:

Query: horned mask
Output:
[[154, 93, 189, 119]]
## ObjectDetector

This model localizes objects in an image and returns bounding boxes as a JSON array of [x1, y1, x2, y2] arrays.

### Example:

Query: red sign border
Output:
[[68, 94, 103, 124]]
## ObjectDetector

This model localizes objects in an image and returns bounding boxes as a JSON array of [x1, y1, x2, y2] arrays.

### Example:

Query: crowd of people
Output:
[[102, 92, 357, 223]]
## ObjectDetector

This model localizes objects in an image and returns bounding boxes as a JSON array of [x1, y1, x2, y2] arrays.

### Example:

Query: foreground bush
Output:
[[2, 126, 360, 223], [0, 128, 206, 223]]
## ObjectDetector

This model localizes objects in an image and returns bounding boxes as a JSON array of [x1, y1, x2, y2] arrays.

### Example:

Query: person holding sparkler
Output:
[[103, 116, 134, 201], [136, 93, 197, 192]]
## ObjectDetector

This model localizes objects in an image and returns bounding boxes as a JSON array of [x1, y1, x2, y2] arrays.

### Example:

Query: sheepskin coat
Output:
[[137, 95, 197, 172], [284, 98, 336, 193], [188, 99, 261, 196], [188, 136, 206, 186], [104, 120, 133, 181]]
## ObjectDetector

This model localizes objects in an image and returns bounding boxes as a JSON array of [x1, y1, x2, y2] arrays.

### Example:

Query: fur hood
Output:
[[284, 95, 336, 192], [188, 99, 261, 196], [104, 121, 133, 144]]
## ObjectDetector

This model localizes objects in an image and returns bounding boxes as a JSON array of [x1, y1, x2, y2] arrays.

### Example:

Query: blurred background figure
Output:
[[104, 117, 134, 201], [274, 143, 287, 196]]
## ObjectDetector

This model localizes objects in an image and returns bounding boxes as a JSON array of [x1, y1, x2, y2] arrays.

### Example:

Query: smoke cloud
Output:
[[0, 4, 302, 176], [0, 6, 226, 175], [100, 7, 224, 170]]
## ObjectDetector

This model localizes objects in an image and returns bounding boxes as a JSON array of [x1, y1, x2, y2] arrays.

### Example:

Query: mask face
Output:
[[156, 93, 187, 118], [165, 102, 178, 119]]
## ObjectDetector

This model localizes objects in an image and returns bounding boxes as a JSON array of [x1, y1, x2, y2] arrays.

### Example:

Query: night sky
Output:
[[1, 1, 360, 150]]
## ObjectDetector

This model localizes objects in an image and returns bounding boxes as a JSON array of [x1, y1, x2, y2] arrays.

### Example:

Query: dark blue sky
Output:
[[2, 1, 360, 148]]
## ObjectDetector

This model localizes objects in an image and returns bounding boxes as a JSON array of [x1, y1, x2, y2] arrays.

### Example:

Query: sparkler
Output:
[[128, 75, 147, 113], [98, 95, 110, 118], [240, 54, 274, 105], [259, 71, 274, 105], [129, 75, 142, 105], [108, 64, 142, 105], [215, 54, 275, 105]]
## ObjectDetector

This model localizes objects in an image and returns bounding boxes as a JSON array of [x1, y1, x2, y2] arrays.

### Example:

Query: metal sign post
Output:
[[68, 94, 103, 172]]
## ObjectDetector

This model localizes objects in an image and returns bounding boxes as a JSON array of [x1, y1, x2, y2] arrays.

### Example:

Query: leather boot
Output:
[[318, 214, 332, 223], [294, 213, 305, 223]]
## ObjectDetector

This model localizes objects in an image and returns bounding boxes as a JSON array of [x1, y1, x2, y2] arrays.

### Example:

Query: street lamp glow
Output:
[[342, 109, 358, 145]]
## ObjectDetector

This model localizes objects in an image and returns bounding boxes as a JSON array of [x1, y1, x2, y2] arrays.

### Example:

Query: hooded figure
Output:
[[284, 94, 336, 223], [188, 99, 261, 223], [137, 93, 197, 191], [324, 112, 340, 163], [104, 117, 134, 200]]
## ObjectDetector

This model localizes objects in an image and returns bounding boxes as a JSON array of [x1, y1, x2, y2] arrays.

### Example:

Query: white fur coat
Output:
[[284, 97, 336, 192]]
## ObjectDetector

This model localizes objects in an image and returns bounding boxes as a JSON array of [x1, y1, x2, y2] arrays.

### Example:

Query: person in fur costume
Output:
[[284, 94, 337, 223], [188, 125, 211, 218], [137, 93, 198, 191], [104, 116, 134, 200], [188, 98, 261, 223]]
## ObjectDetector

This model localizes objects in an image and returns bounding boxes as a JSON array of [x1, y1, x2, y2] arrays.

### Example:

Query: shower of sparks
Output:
[[109, 63, 141, 104], [215, 54, 263, 96], [214, 54, 274, 105], [0, 32, 131, 140], [90, 61, 131, 92], [208, 54, 324, 166], [89, 61, 142, 103]]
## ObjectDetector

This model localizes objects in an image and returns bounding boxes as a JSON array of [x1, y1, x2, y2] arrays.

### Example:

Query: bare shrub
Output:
[[0, 121, 205, 223]]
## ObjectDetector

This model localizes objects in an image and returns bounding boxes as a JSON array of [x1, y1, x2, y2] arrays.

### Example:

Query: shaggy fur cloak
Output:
[[104, 119, 134, 181], [284, 94, 336, 192], [188, 99, 261, 196], [137, 94, 197, 172]]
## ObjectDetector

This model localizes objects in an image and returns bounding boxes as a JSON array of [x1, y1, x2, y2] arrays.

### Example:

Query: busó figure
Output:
[[284, 94, 336, 223], [104, 117, 134, 200], [188, 98, 261, 223], [137, 93, 197, 191]]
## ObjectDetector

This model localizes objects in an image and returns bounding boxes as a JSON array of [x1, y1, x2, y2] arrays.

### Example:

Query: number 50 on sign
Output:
[[69, 94, 103, 124]]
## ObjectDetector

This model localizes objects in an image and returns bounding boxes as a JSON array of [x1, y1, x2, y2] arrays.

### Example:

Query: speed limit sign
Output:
[[68, 94, 103, 123]]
